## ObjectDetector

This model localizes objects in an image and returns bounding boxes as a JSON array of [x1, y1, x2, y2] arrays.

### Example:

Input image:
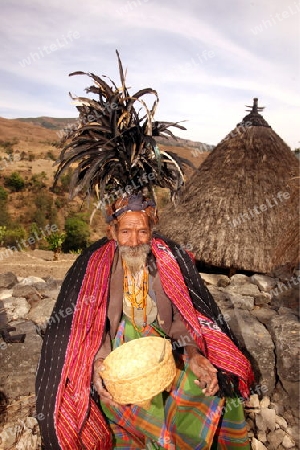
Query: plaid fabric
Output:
[[100, 317, 250, 449]]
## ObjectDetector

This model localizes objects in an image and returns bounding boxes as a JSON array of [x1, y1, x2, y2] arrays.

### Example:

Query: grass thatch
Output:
[[158, 104, 299, 275], [271, 177, 299, 273]]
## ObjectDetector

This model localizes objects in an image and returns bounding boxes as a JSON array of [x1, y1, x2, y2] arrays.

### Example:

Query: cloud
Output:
[[0, 0, 299, 148]]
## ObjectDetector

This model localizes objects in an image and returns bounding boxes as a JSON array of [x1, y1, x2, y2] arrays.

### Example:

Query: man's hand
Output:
[[186, 346, 219, 396], [93, 359, 119, 408]]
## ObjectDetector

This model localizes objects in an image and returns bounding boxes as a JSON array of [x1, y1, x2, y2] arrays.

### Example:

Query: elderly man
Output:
[[36, 53, 253, 449], [36, 195, 253, 449]]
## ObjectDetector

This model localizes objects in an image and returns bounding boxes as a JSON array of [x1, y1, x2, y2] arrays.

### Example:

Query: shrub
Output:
[[54, 168, 73, 194], [4, 172, 25, 192], [31, 192, 57, 228], [46, 150, 56, 160], [0, 186, 8, 201], [45, 231, 66, 260], [62, 214, 90, 252], [29, 172, 48, 191], [0, 226, 7, 245], [2, 226, 26, 248]]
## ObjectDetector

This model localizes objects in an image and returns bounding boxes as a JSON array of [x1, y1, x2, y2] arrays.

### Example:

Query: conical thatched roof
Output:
[[158, 98, 299, 274], [271, 177, 300, 272]]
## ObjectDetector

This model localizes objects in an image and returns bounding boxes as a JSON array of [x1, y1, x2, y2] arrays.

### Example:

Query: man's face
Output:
[[110, 211, 151, 247]]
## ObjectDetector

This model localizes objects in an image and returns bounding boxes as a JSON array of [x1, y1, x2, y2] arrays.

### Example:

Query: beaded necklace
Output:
[[123, 261, 149, 331]]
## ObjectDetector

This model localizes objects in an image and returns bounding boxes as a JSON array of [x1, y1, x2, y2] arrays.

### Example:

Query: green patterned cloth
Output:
[[100, 317, 250, 449]]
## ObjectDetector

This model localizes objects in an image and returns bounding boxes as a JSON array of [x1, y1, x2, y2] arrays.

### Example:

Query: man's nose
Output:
[[129, 232, 139, 246]]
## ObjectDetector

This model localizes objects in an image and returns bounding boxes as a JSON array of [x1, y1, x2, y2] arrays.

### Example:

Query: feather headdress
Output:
[[53, 50, 191, 223]]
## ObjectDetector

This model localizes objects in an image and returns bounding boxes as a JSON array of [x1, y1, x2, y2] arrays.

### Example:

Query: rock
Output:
[[270, 284, 299, 315], [246, 417, 254, 431], [231, 309, 276, 394], [269, 314, 300, 408], [260, 407, 276, 431], [278, 306, 298, 317], [260, 396, 270, 408], [207, 285, 234, 314], [257, 430, 267, 442], [0, 396, 41, 450], [286, 425, 300, 445], [0, 273, 18, 289], [246, 394, 260, 409], [229, 274, 249, 285], [267, 429, 285, 449], [224, 283, 261, 298], [26, 297, 56, 328], [282, 434, 296, 449], [254, 292, 272, 307], [251, 437, 268, 449], [275, 415, 288, 430], [251, 274, 277, 292], [18, 276, 45, 286], [250, 308, 277, 325], [283, 410, 297, 425], [2, 298, 31, 321], [0, 290, 13, 300], [200, 273, 230, 287], [11, 284, 41, 306], [0, 321, 42, 399], [225, 293, 254, 310]]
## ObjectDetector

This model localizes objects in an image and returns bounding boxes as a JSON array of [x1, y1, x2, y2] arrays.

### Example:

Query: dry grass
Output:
[[158, 124, 300, 274]]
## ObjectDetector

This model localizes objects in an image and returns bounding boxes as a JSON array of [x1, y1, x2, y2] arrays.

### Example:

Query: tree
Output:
[[0, 186, 8, 201], [31, 192, 58, 228], [4, 172, 25, 192], [62, 214, 90, 252], [0, 226, 7, 246], [0, 187, 11, 226], [45, 231, 66, 260]]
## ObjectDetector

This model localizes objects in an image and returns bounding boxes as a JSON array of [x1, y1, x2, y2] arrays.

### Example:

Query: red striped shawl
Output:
[[54, 238, 253, 449]]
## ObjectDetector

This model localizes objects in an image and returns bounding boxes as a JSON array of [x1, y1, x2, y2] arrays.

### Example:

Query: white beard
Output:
[[119, 244, 151, 275]]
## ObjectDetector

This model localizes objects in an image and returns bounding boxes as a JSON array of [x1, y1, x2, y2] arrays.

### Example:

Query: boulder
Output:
[[1, 298, 31, 321], [251, 437, 268, 450], [268, 314, 300, 409], [0, 290, 13, 300], [200, 273, 230, 287], [281, 434, 295, 449], [254, 292, 272, 307], [0, 321, 42, 399], [224, 293, 254, 310], [18, 276, 45, 286], [267, 429, 285, 449], [251, 274, 277, 292], [231, 309, 275, 394], [11, 284, 41, 306], [229, 274, 249, 285], [26, 298, 56, 329], [250, 308, 277, 326], [0, 273, 18, 289], [223, 283, 261, 298]]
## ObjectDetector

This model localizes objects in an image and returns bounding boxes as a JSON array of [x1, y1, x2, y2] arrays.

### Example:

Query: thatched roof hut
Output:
[[158, 98, 299, 275]]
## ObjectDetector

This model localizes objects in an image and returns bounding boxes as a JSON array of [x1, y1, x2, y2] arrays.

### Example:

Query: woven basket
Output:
[[100, 336, 176, 406]]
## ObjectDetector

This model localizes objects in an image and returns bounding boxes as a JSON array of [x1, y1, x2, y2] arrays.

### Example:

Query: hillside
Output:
[[0, 116, 211, 248]]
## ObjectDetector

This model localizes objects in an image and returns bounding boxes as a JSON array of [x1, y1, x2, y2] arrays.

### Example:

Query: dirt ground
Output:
[[0, 248, 77, 280]]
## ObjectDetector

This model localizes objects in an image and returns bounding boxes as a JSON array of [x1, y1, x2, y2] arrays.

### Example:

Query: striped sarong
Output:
[[100, 317, 250, 450]]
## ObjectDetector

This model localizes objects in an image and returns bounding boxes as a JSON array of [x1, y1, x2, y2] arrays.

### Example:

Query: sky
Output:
[[1, 0, 299, 149]]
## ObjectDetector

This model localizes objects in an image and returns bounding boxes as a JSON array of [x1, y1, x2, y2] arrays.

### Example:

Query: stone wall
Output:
[[0, 270, 299, 449]]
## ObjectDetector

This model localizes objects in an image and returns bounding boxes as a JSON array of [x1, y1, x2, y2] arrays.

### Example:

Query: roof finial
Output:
[[245, 97, 265, 114]]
